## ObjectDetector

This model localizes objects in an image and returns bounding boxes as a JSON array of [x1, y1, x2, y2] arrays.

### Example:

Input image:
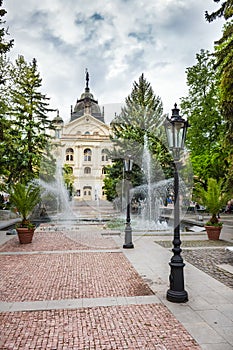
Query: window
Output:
[[102, 167, 107, 175], [84, 167, 91, 174], [66, 148, 74, 161], [84, 131, 90, 135], [84, 148, 92, 161], [101, 149, 108, 162], [83, 186, 92, 197], [55, 129, 61, 139]]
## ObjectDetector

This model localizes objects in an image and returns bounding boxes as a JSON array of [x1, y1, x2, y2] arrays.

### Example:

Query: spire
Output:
[[52, 108, 64, 125], [85, 68, 89, 92]]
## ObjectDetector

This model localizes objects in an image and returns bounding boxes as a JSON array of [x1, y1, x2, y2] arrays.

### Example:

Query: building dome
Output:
[[52, 110, 64, 125], [70, 70, 104, 123]]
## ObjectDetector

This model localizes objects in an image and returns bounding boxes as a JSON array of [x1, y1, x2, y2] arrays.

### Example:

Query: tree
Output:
[[4, 55, 55, 183], [63, 164, 75, 197], [0, 0, 13, 189], [206, 1, 233, 192], [205, 1, 233, 22], [104, 74, 172, 201], [180, 49, 226, 186], [0, 0, 13, 56], [111, 73, 166, 148]]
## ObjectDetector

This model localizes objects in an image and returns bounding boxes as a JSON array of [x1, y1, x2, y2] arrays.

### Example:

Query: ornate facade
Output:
[[51, 72, 112, 201]]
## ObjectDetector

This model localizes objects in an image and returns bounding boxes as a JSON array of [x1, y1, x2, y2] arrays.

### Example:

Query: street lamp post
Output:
[[164, 103, 189, 303], [123, 156, 134, 249]]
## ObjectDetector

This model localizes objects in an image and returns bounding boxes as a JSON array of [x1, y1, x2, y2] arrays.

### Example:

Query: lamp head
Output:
[[124, 155, 133, 172], [164, 103, 189, 160]]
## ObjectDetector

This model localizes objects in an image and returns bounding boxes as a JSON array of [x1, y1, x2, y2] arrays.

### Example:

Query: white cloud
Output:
[[4, 0, 224, 123]]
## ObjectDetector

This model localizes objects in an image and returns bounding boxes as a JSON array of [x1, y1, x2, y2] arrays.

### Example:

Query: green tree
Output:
[[111, 74, 166, 150], [0, 0, 13, 56], [63, 164, 75, 197], [206, 1, 233, 192], [180, 49, 226, 186], [0, 0, 13, 189], [104, 74, 172, 201], [5, 55, 55, 183]]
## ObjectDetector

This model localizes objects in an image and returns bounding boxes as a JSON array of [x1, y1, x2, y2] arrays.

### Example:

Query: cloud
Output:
[[4, 0, 224, 123]]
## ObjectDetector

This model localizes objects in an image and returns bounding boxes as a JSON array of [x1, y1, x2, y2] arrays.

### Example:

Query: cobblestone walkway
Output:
[[183, 248, 233, 289], [0, 229, 118, 252], [0, 305, 200, 350], [155, 240, 233, 289], [0, 228, 201, 349], [0, 252, 153, 302]]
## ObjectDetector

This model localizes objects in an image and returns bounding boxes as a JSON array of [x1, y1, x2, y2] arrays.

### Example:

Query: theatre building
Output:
[[51, 72, 112, 201]]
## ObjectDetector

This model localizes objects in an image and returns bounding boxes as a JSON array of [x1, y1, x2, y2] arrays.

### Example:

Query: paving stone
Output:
[[183, 248, 233, 289], [0, 304, 200, 349], [0, 252, 153, 302], [155, 241, 233, 289], [0, 229, 119, 253]]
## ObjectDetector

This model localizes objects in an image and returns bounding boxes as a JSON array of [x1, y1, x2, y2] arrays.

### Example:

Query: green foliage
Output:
[[106, 218, 125, 230], [196, 178, 227, 224], [116, 73, 164, 131], [205, 1, 233, 190], [1, 55, 55, 183], [9, 182, 41, 225], [103, 162, 124, 201], [180, 49, 226, 185], [63, 164, 74, 196], [111, 74, 166, 148], [205, 220, 223, 227], [0, 1, 13, 55], [105, 74, 172, 201], [205, 1, 233, 21]]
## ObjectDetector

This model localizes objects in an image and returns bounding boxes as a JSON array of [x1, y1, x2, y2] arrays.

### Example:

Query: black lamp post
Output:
[[164, 103, 189, 303], [123, 155, 134, 249]]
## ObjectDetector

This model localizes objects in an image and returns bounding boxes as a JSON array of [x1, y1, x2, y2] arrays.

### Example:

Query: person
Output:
[[225, 200, 233, 214]]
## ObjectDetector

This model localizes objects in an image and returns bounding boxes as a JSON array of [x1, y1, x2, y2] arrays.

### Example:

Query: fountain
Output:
[[37, 157, 79, 224], [128, 134, 191, 233]]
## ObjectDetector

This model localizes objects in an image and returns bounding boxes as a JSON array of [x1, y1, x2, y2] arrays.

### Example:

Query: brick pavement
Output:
[[0, 305, 200, 350], [0, 226, 201, 349], [0, 228, 119, 252], [0, 252, 153, 302]]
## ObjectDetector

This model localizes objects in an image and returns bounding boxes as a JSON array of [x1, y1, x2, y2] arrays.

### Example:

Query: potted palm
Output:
[[197, 178, 226, 240], [9, 182, 41, 244]]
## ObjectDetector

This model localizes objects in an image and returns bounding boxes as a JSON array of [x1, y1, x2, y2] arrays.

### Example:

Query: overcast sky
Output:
[[4, 0, 223, 124]]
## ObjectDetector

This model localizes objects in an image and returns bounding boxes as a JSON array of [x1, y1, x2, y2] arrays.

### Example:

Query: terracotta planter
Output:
[[205, 225, 222, 240], [16, 227, 35, 244]]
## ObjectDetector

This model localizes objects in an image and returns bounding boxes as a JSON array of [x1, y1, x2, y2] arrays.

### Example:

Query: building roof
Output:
[[70, 70, 105, 123], [52, 109, 64, 125]]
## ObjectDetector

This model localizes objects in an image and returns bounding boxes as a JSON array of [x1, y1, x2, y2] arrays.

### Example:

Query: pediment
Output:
[[63, 114, 110, 136]]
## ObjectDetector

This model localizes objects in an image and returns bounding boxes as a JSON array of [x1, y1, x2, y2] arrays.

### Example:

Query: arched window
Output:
[[83, 186, 92, 197], [66, 148, 74, 161], [84, 131, 90, 135], [84, 148, 92, 161], [101, 149, 108, 162], [84, 167, 91, 174], [102, 167, 107, 175]]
